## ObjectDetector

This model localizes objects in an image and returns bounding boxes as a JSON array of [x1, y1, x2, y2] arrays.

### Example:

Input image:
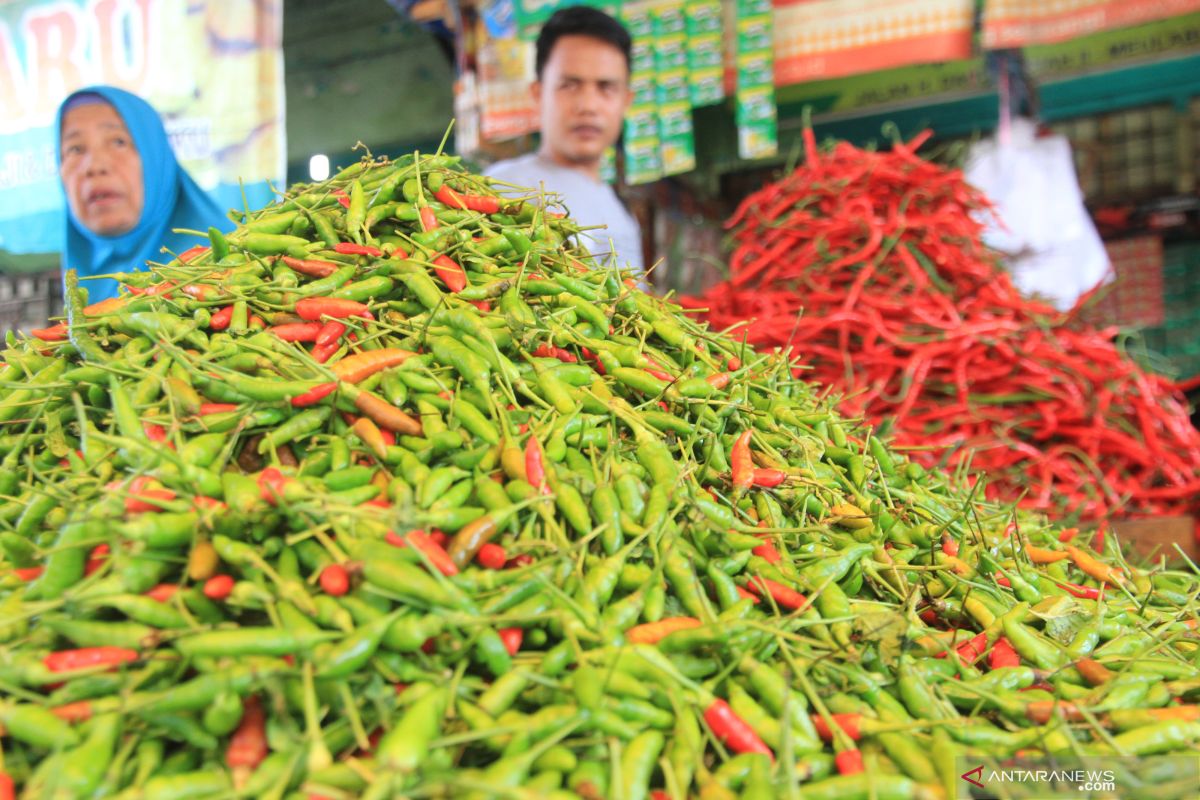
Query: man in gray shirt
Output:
[[485, 6, 643, 276]]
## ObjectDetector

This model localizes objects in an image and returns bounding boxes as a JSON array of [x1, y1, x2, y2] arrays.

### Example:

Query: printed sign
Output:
[[0, 0, 285, 255]]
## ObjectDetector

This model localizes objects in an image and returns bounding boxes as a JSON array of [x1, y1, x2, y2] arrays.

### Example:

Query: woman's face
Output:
[[60, 102, 144, 236]]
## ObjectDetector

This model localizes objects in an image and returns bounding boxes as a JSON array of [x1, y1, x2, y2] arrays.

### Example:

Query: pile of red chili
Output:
[[687, 129, 1200, 523]]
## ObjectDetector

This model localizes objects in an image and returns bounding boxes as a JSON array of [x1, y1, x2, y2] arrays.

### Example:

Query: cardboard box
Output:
[[1112, 515, 1198, 564]]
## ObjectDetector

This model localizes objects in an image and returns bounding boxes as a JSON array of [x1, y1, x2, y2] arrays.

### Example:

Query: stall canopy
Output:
[[0, 0, 287, 256], [773, 0, 974, 84]]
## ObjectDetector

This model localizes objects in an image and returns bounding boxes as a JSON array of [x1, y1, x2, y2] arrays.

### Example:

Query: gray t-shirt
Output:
[[485, 153, 643, 273]]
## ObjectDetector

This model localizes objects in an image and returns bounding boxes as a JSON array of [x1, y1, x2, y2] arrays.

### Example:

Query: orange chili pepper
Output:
[[1065, 544, 1124, 585], [625, 616, 702, 645], [730, 430, 754, 495], [30, 324, 68, 341], [350, 417, 390, 460], [1075, 657, 1114, 686], [352, 390, 422, 437], [1025, 544, 1069, 564], [331, 348, 416, 383]]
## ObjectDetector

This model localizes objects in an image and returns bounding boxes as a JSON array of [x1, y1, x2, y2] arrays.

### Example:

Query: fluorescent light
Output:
[[309, 154, 330, 182]]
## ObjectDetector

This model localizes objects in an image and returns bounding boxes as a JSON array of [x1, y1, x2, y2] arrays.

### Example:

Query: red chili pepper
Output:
[[645, 367, 673, 382], [477, 543, 507, 570], [271, 322, 323, 342], [199, 403, 239, 415], [812, 713, 863, 742], [83, 543, 109, 576], [204, 574, 235, 600], [752, 534, 781, 563], [311, 340, 339, 363], [226, 695, 268, 770], [942, 535, 960, 557], [333, 242, 382, 256], [44, 646, 138, 673], [193, 496, 228, 512], [209, 305, 235, 331], [704, 698, 774, 759], [257, 467, 291, 505], [835, 749, 865, 775], [990, 636, 1021, 669], [745, 575, 807, 610], [145, 583, 180, 603], [30, 324, 68, 341], [316, 320, 347, 347], [291, 382, 338, 408], [295, 297, 371, 321], [178, 245, 209, 264], [735, 585, 761, 604], [419, 206, 440, 232], [506, 554, 534, 569], [143, 280, 177, 298], [319, 564, 351, 596], [281, 255, 339, 278], [730, 430, 754, 494], [333, 188, 350, 208], [498, 627, 523, 656], [406, 530, 459, 576], [125, 476, 177, 513], [706, 372, 732, 389], [49, 702, 93, 723], [435, 185, 501, 214], [432, 254, 467, 293], [14, 566, 43, 581], [525, 436, 549, 494], [142, 422, 167, 442], [1056, 581, 1102, 600], [935, 631, 987, 663], [751, 468, 787, 488]]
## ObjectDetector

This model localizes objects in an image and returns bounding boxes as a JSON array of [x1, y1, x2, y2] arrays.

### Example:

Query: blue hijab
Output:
[[56, 86, 233, 303]]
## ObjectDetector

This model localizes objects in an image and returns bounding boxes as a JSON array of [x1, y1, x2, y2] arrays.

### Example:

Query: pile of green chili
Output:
[[0, 151, 1197, 800]]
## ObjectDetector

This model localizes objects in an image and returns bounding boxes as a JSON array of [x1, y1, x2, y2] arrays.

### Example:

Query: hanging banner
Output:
[[0, 0, 285, 256], [772, 0, 974, 85], [984, 0, 1200, 48], [477, 36, 539, 142]]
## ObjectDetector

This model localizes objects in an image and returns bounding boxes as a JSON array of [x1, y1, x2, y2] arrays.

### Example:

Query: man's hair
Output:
[[536, 5, 632, 78]]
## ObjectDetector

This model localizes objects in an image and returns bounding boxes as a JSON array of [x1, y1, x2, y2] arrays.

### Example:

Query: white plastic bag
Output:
[[965, 117, 1110, 311]]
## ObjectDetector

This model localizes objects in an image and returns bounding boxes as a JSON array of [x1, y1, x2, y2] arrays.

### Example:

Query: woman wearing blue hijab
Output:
[[56, 86, 233, 302]]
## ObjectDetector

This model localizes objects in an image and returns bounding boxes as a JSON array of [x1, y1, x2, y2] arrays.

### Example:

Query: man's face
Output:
[[534, 35, 631, 167], [60, 102, 144, 237]]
